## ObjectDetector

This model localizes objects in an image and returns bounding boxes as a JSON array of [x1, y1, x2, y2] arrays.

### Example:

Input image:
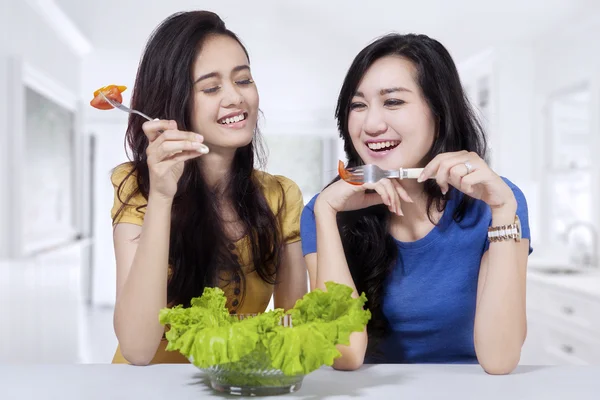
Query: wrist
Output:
[[490, 199, 517, 225], [314, 197, 337, 219], [148, 191, 175, 208]]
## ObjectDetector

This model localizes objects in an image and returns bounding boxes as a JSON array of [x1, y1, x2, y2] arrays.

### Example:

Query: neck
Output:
[[197, 148, 237, 190], [391, 180, 441, 228]]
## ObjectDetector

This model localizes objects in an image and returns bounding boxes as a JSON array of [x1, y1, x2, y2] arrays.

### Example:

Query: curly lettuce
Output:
[[159, 282, 371, 377]]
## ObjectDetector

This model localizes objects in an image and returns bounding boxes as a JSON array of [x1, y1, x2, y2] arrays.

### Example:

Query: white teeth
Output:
[[220, 113, 246, 125], [367, 141, 400, 151]]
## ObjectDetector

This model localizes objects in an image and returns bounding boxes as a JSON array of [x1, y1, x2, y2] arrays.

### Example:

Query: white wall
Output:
[[531, 14, 600, 250], [86, 118, 129, 306], [4, 2, 81, 92], [0, 1, 8, 258], [459, 45, 539, 244], [0, 2, 82, 259]]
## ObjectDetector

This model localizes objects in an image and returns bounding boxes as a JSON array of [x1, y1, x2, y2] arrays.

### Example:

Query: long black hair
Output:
[[333, 33, 487, 353], [112, 11, 284, 309]]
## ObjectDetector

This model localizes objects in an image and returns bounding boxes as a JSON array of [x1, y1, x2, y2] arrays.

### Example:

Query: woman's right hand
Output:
[[315, 178, 413, 216], [143, 119, 208, 199]]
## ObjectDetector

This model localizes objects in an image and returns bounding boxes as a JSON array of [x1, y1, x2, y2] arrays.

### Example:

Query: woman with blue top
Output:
[[300, 33, 532, 375]]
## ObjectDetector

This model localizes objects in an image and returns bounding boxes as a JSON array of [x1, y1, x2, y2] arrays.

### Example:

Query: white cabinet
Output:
[[521, 271, 600, 365]]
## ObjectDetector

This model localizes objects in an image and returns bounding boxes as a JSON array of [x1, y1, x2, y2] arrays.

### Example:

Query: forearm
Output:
[[114, 194, 173, 364], [474, 205, 526, 374], [314, 201, 368, 370], [314, 202, 357, 293]]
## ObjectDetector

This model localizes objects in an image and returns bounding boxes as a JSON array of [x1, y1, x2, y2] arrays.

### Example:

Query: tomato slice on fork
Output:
[[90, 85, 127, 110], [338, 160, 362, 186]]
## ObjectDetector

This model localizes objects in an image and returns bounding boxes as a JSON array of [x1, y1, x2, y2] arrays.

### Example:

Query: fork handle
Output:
[[388, 168, 424, 180], [134, 110, 154, 122]]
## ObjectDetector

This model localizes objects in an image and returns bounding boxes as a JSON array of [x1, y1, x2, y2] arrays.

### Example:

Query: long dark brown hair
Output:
[[112, 11, 284, 308], [333, 33, 487, 354]]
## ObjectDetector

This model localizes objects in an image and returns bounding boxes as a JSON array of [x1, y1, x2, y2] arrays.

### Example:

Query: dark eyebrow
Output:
[[353, 87, 412, 98], [380, 87, 412, 95], [233, 65, 250, 73], [194, 65, 250, 84], [194, 72, 219, 84]]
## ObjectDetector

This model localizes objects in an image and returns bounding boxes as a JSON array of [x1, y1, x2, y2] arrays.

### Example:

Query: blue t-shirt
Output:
[[300, 177, 532, 364]]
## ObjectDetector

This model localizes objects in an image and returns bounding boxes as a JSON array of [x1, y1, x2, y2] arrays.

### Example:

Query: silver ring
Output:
[[464, 161, 473, 174]]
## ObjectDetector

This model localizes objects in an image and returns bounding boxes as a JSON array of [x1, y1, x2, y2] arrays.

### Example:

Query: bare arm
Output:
[[273, 241, 308, 310], [302, 176, 409, 371], [112, 119, 207, 365], [113, 195, 173, 365], [307, 202, 368, 371], [419, 150, 530, 375], [474, 205, 529, 375]]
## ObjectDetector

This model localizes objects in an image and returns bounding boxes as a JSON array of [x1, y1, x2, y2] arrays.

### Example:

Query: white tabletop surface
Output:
[[2, 363, 599, 400]]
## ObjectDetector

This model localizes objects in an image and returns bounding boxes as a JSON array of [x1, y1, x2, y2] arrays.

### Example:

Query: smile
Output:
[[217, 112, 247, 125], [366, 140, 401, 152]]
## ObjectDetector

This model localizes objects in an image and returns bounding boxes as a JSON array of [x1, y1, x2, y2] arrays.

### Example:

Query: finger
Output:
[[361, 192, 386, 208], [435, 153, 478, 195], [379, 179, 403, 215], [154, 140, 208, 162], [161, 149, 207, 167], [391, 179, 414, 203], [143, 119, 177, 142], [153, 129, 204, 146], [459, 169, 488, 195], [363, 182, 392, 210], [418, 150, 468, 182], [448, 163, 469, 191]]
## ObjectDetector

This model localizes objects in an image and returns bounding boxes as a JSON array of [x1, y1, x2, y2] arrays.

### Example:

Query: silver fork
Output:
[[99, 91, 155, 121], [343, 164, 425, 184], [99, 91, 209, 153]]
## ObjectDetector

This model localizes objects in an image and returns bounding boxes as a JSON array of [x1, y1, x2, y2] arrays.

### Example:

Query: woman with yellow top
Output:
[[109, 11, 308, 365]]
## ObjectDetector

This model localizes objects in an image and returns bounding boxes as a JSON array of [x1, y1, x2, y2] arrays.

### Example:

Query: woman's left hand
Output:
[[418, 150, 516, 211]]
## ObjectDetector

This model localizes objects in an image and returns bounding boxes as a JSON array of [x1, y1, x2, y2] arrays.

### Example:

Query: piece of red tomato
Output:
[[338, 160, 361, 185], [90, 85, 127, 110]]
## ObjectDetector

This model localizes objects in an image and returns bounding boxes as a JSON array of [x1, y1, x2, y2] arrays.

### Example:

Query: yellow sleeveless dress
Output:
[[109, 163, 304, 364]]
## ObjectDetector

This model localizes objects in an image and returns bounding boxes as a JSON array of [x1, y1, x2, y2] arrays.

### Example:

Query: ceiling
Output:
[[55, 0, 599, 62], [53, 0, 600, 127]]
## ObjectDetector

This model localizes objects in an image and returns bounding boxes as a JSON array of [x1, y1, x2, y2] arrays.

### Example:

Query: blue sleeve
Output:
[[484, 177, 533, 254], [300, 194, 320, 256]]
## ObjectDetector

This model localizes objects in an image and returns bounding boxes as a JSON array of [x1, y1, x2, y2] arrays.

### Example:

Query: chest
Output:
[[382, 228, 488, 325]]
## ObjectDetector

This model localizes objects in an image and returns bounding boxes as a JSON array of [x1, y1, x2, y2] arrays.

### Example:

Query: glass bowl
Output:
[[196, 314, 305, 396]]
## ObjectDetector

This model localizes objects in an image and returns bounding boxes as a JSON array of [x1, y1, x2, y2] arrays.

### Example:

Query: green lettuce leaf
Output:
[[262, 323, 341, 376], [289, 281, 371, 345], [158, 281, 371, 377]]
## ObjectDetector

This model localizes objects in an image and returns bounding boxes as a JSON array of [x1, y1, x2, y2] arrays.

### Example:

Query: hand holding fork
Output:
[[99, 91, 210, 155], [99, 92, 209, 200]]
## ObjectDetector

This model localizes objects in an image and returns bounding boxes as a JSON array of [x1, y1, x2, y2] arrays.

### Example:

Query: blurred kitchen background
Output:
[[1, 0, 599, 365]]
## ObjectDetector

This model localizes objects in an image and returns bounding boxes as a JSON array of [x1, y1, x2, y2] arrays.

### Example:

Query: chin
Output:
[[211, 125, 255, 151]]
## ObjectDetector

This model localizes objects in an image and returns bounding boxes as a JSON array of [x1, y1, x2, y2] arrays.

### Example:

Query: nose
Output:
[[222, 83, 244, 107], [363, 106, 387, 136]]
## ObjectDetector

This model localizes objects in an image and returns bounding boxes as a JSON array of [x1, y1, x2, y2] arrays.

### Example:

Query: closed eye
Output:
[[384, 99, 405, 107], [202, 86, 220, 94], [349, 102, 366, 110], [236, 79, 254, 85]]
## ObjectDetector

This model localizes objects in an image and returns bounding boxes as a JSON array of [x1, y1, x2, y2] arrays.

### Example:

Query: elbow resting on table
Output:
[[332, 351, 365, 371], [478, 352, 521, 375], [115, 329, 160, 366], [119, 345, 156, 366]]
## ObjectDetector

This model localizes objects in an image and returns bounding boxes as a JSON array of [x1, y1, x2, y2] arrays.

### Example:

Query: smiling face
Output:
[[347, 55, 436, 170], [190, 34, 259, 154]]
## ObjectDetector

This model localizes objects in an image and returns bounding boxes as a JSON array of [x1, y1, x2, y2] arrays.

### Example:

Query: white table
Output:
[[2, 364, 598, 399]]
